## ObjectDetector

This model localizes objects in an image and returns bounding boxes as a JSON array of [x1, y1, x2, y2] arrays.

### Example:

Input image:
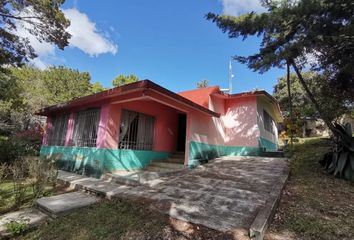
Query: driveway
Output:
[[58, 156, 289, 236], [126, 156, 289, 233]]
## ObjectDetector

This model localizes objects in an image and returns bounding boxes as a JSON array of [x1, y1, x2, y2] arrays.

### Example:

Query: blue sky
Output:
[[24, 0, 285, 93]]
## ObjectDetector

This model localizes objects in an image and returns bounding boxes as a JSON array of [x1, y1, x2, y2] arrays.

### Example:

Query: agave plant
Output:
[[320, 123, 354, 182]]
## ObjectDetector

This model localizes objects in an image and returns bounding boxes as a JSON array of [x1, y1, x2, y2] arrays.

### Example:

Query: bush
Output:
[[0, 128, 42, 164], [25, 156, 58, 198]]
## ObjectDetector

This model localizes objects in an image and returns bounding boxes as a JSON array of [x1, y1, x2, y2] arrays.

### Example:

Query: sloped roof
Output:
[[178, 86, 221, 108], [38, 80, 220, 117]]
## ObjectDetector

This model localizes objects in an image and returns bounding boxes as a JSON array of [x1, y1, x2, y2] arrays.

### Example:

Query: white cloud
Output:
[[220, 0, 266, 15], [63, 8, 118, 57], [13, 8, 117, 68]]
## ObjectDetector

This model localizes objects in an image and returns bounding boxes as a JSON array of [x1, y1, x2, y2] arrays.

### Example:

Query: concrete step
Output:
[[35, 192, 99, 217], [261, 151, 285, 158], [102, 172, 141, 186], [149, 161, 185, 169], [170, 152, 185, 158], [145, 166, 181, 172], [155, 157, 184, 164]]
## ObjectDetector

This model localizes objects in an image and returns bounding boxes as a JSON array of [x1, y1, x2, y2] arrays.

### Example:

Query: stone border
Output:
[[249, 164, 289, 240]]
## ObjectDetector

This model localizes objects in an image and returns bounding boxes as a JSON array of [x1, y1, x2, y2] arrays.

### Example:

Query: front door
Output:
[[176, 114, 186, 152]]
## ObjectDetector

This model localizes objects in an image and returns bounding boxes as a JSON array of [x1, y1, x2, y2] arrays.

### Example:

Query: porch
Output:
[[40, 81, 219, 177]]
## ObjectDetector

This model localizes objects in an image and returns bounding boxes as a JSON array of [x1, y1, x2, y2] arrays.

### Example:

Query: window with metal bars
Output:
[[47, 114, 69, 146], [72, 108, 100, 147], [263, 110, 275, 135], [119, 109, 155, 150]]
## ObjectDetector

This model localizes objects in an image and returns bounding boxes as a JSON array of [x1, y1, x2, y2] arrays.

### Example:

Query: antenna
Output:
[[221, 58, 235, 94], [228, 59, 234, 93]]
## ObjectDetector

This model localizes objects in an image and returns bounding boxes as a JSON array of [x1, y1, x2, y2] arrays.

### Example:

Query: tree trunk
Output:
[[286, 62, 294, 147], [290, 60, 337, 134]]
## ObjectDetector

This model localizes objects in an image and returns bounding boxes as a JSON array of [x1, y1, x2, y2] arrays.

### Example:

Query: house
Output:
[[38, 80, 283, 177]]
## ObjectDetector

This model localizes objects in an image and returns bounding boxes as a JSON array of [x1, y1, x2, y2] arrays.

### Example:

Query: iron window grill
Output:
[[119, 109, 155, 150], [47, 114, 69, 146], [263, 110, 275, 135], [72, 108, 100, 147]]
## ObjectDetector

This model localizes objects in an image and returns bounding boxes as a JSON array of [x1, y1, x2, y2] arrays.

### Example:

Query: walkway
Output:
[[58, 156, 289, 239]]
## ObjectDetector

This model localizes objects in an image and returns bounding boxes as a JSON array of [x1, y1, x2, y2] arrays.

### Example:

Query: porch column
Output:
[[184, 113, 191, 166], [96, 103, 110, 149], [64, 112, 75, 146], [42, 116, 52, 146]]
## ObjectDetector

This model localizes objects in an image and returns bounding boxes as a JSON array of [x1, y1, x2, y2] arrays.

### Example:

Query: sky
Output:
[[22, 0, 286, 94]]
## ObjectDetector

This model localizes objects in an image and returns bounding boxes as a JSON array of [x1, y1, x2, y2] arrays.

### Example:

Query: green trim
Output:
[[259, 137, 277, 151], [40, 146, 169, 178], [189, 141, 262, 167]]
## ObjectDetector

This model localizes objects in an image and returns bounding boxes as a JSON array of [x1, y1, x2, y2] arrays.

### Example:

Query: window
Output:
[[72, 108, 100, 147], [47, 114, 69, 146], [119, 109, 155, 150], [263, 110, 275, 135]]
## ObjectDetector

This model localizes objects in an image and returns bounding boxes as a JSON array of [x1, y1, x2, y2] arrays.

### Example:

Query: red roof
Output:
[[178, 86, 221, 108], [38, 80, 220, 117]]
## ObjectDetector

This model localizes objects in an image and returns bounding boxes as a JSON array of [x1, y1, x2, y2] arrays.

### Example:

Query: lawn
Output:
[[266, 138, 354, 240], [18, 198, 234, 240]]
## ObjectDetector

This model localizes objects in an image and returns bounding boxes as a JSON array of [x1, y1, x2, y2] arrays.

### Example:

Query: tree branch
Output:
[[290, 60, 336, 133], [0, 13, 42, 20]]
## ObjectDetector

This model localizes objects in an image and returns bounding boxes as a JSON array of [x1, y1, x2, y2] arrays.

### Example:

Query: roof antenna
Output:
[[221, 58, 234, 94]]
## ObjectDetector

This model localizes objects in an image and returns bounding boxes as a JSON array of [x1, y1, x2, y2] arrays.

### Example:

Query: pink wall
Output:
[[64, 112, 75, 146], [42, 116, 52, 146], [188, 95, 260, 148], [223, 96, 259, 147], [102, 99, 179, 152]]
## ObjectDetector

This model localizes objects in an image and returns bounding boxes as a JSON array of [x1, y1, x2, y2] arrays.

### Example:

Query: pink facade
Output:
[[40, 80, 283, 169]]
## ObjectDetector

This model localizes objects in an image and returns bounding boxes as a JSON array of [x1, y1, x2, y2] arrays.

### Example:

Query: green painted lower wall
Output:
[[188, 141, 262, 166], [40, 146, 169, 178], [259, 137, 278, 151]]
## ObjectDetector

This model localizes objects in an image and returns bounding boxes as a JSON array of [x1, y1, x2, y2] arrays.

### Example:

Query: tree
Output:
[[273, 72, 349, 121], [91, 82, 107, 93], [197, 79, 209, 88], [112, 74, 139, 87], [0, 0, 70, 68], [206, 0, 354, 133], [0, 66, 93, 131]]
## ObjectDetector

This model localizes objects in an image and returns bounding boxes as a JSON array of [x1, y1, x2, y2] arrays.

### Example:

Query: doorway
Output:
[[176, 113, 187, 152]]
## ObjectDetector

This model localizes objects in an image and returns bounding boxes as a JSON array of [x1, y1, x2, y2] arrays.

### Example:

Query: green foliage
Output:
[[206, 0, 354, 127], [196, 79, 209, 88], [91, 82, 107, 93], [273, 72, 350, 121], [320, 124, 354, 182], [0, 0, 70, 68], [5, 221, 29, 236], [112, 74, 139, 87], [0, 66, 97, 133]]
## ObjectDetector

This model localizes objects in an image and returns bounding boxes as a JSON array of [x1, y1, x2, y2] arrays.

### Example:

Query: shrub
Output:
[[9, 160, 29, 206], [5, 221, 29, 236], [0, 128, 42, 164], [25, 156, 58, 198]]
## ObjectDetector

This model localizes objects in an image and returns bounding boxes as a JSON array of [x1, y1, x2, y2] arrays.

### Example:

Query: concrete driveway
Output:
[[58, 156, 289, 238], [141, 156, 289, 233]]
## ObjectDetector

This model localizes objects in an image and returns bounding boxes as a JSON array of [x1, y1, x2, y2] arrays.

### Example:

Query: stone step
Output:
[[170, 152, 185, 158], [35, 192, 99, 217], [145, 166, 182, 172], [154, 157, 184, 164], [261, 151, 285, 158], [102, 172, 141, 186], [149, 161, 185, 169]]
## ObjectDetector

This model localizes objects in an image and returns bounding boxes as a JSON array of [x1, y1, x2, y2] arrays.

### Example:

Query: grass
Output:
[[0, 180, 66, 214], [267, 138, 354, 240], [17, 198, 232, 240]]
